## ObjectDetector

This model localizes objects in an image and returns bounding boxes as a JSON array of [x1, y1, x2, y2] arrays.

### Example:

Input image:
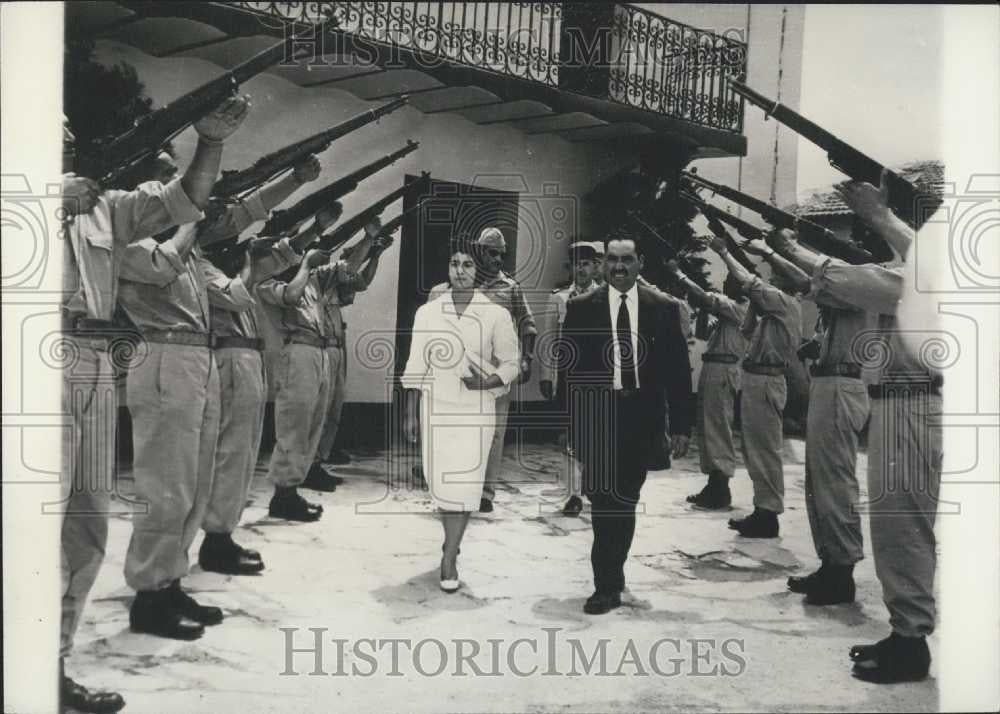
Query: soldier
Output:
[[196, 157, 330, 576], [764, 227, 877, 605], [428, 227, 536, 512], [539, 242, 600, 517], [58, 99, 246, 709], [768, 175, 942, 684], [705, 229, 805, 537], [665, 263, 749, 509], [309, 218, 390, 482]]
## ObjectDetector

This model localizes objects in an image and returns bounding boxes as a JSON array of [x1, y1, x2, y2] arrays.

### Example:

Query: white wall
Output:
[[95, 41, 629, 403]]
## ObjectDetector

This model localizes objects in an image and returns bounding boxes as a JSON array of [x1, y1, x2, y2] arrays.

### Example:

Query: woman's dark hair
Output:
[[448, 232, 477, 260]]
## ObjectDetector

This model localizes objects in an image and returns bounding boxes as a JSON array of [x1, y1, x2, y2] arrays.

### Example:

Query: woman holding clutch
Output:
[[401, 236, 520, 592]]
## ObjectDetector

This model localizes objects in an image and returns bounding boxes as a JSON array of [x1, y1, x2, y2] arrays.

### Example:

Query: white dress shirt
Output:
[[608, 283, 640, 389]]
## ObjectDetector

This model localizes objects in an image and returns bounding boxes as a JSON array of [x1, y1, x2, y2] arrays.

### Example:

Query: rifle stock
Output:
[[212, 97, 409, 198], [81, 33, 308, 185], [682, 172, 874, 264], [260, 140, 420, 237], [729, 79, 939, 228]]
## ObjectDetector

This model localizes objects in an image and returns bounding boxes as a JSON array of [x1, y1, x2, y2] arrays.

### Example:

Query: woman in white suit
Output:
[[402, 236, 520, 592]]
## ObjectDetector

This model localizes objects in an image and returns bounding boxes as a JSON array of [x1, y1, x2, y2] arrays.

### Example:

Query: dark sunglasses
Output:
[[485, 248, 505, 259]]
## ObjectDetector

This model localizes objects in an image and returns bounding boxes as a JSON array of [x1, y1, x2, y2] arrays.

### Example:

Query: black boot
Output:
[[301, 462, 339, 492], [562, 495, 583, 517], [199, 532, 265, 575], [269, 486, 323, 522], [60, 659, 125, 713], [129, 589, 204, 640], [687, 472, 732, 510], [788, 561, 827, 594], [168, 580, 224, 626], [851, 632, 931, 683], [322, 448, 351, 466], [805, 563, 856, 605], [729, 508, 779, 538]]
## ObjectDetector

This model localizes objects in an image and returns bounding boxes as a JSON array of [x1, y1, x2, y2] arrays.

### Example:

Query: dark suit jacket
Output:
[[557, 284, 693, 474]]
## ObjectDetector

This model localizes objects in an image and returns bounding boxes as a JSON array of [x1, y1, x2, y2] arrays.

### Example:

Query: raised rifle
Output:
[[211, 97, 409, 199], [79, 32, 310, 186], [678, 191, 761, 274], [682, 171, 874, 264], [258, 140, 420, 238], [729, 79, 940, 228], [315, 172, 430, 253], [340, 199, 426, 272]]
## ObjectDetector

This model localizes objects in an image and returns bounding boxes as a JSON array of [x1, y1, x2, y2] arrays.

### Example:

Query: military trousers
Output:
[[316, 342, 347, 462], [697, 361, 741, 478], [739, 372, 787, 514], [481, 392, 510, 503], [60, 338, 117, 656], [124, 343, 220, 592], [203, 347, 267, 534], [868, 389, 943, 637], [267, 343, 332, 488], [805, 377, 870, 565]]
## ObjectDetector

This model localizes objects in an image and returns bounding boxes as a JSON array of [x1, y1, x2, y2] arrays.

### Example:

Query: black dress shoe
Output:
[[562, 495, 583, 517], [302, 462, 338, 492], [168, 580, 224, 626], [199, 533, 265, 575], [805, 563, 855, 605], [269, 487, 323, 522], [583, 590, 622, 615], [60, 672, 125, 714], [851, 633, 930, 683], [479, 498, 494, 513], [729, 508, 779, 538], [322, 448, 352, 466], [129, 589, 204, 640]]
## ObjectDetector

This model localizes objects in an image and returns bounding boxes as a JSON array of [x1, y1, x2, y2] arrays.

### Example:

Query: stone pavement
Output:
[[68, 437, 938, 713]]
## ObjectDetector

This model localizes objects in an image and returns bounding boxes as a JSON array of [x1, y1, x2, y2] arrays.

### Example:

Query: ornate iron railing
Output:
[[228, 2, 747, 132]]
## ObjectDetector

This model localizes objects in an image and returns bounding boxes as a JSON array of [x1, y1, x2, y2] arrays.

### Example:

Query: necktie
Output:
[[617, 293, 636, 390]]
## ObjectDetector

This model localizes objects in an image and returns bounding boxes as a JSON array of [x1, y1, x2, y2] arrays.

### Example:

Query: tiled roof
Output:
[[794, 160, 945, 218]]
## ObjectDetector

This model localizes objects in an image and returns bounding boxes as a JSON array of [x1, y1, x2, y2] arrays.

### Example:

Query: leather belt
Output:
[[284, 333, 330, 349], [742, 360, 786, 376], [868, 375, 943, 399], [143, 329, 214, 348], [703, 353, 739, 364], [63, 316, 119, 339], [215, 336, 265, 351], [811, 363, 862, 378]]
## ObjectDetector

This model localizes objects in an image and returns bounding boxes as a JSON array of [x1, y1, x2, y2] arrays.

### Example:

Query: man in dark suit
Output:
[[559, 237, 694, 614]]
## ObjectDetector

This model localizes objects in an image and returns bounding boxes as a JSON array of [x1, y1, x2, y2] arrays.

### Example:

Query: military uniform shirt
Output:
[[704, 294, 749, 358], [741, 276, 802, 366]]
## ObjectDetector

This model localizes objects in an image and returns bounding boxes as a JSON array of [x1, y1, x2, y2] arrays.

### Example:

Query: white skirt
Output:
[[420, 393, 497, 512]]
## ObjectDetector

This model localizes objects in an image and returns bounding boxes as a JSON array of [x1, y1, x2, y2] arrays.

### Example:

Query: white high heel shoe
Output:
[[440, 549, 460, 593]]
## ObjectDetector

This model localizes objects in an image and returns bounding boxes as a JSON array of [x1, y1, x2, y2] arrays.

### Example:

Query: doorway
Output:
[[393, 176, 520, 376]]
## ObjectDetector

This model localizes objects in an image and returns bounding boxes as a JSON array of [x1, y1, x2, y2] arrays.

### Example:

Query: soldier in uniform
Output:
[[427, 227, 536, 512], [309, 218, 391, 483], [765, 228, 876, 605], [539, 242, 600, 517], [117, 160, 272, 640], [665, 264, 749, 509], [768, 176, 942, 683], [196, 157, 330, 576], [706, 231, 805, 537], [58, 99, 246, 709]]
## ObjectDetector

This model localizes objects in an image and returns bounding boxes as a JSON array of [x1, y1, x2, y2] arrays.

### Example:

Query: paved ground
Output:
[[69, 437, 939, 713]]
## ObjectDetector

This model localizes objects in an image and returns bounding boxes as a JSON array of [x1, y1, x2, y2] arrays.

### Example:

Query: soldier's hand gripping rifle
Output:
[[729, 79, 940, 228], [340, 199, 427, 273], [258, 140, 420, 238], [678, 191, 760, 275], [682, 170, 874, 264], [314, 172, 430, 254], [79, 32, 312, 186], [211, 97, 409, 199]]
